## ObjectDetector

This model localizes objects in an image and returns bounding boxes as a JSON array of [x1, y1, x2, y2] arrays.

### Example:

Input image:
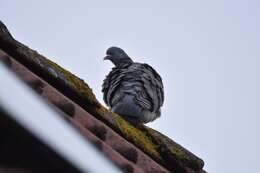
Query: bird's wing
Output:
[[102, 67, 121, 107], [142, 63, 164, 107], [125, 63, 164, 112], [102, 64, 131, 107]]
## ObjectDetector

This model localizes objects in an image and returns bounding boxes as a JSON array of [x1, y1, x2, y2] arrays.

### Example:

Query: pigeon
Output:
[[102, 47, 164, 124]]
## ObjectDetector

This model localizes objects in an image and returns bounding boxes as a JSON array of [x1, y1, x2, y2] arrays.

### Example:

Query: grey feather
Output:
[[102, 47, 164, 124]]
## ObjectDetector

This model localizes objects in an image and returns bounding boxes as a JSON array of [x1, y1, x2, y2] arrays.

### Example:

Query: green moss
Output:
[[91, 104, 162, 160], [147, 127, 189, 160], [170, 145, 188, 161], [112, 112, 161, 159], [45, 59, 97, 103], [95, 105, 109, 118]]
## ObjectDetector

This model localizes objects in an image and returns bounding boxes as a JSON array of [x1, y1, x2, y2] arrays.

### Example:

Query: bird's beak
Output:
[[103, 55, 112, 60]]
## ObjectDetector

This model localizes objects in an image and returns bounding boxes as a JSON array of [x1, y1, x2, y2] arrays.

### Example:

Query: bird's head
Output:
[[104, 47, 133, 66]]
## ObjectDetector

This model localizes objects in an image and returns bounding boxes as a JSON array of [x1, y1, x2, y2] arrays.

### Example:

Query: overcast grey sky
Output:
[[1, 1, 259, 172]]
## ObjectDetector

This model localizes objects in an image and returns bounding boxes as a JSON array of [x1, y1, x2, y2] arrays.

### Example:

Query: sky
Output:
[[1, 1, 259, 172]]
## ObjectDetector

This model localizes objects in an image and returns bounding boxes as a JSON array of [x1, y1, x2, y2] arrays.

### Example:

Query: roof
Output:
[[0, 64, 120, 173], [0, 20, 205, 173]]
